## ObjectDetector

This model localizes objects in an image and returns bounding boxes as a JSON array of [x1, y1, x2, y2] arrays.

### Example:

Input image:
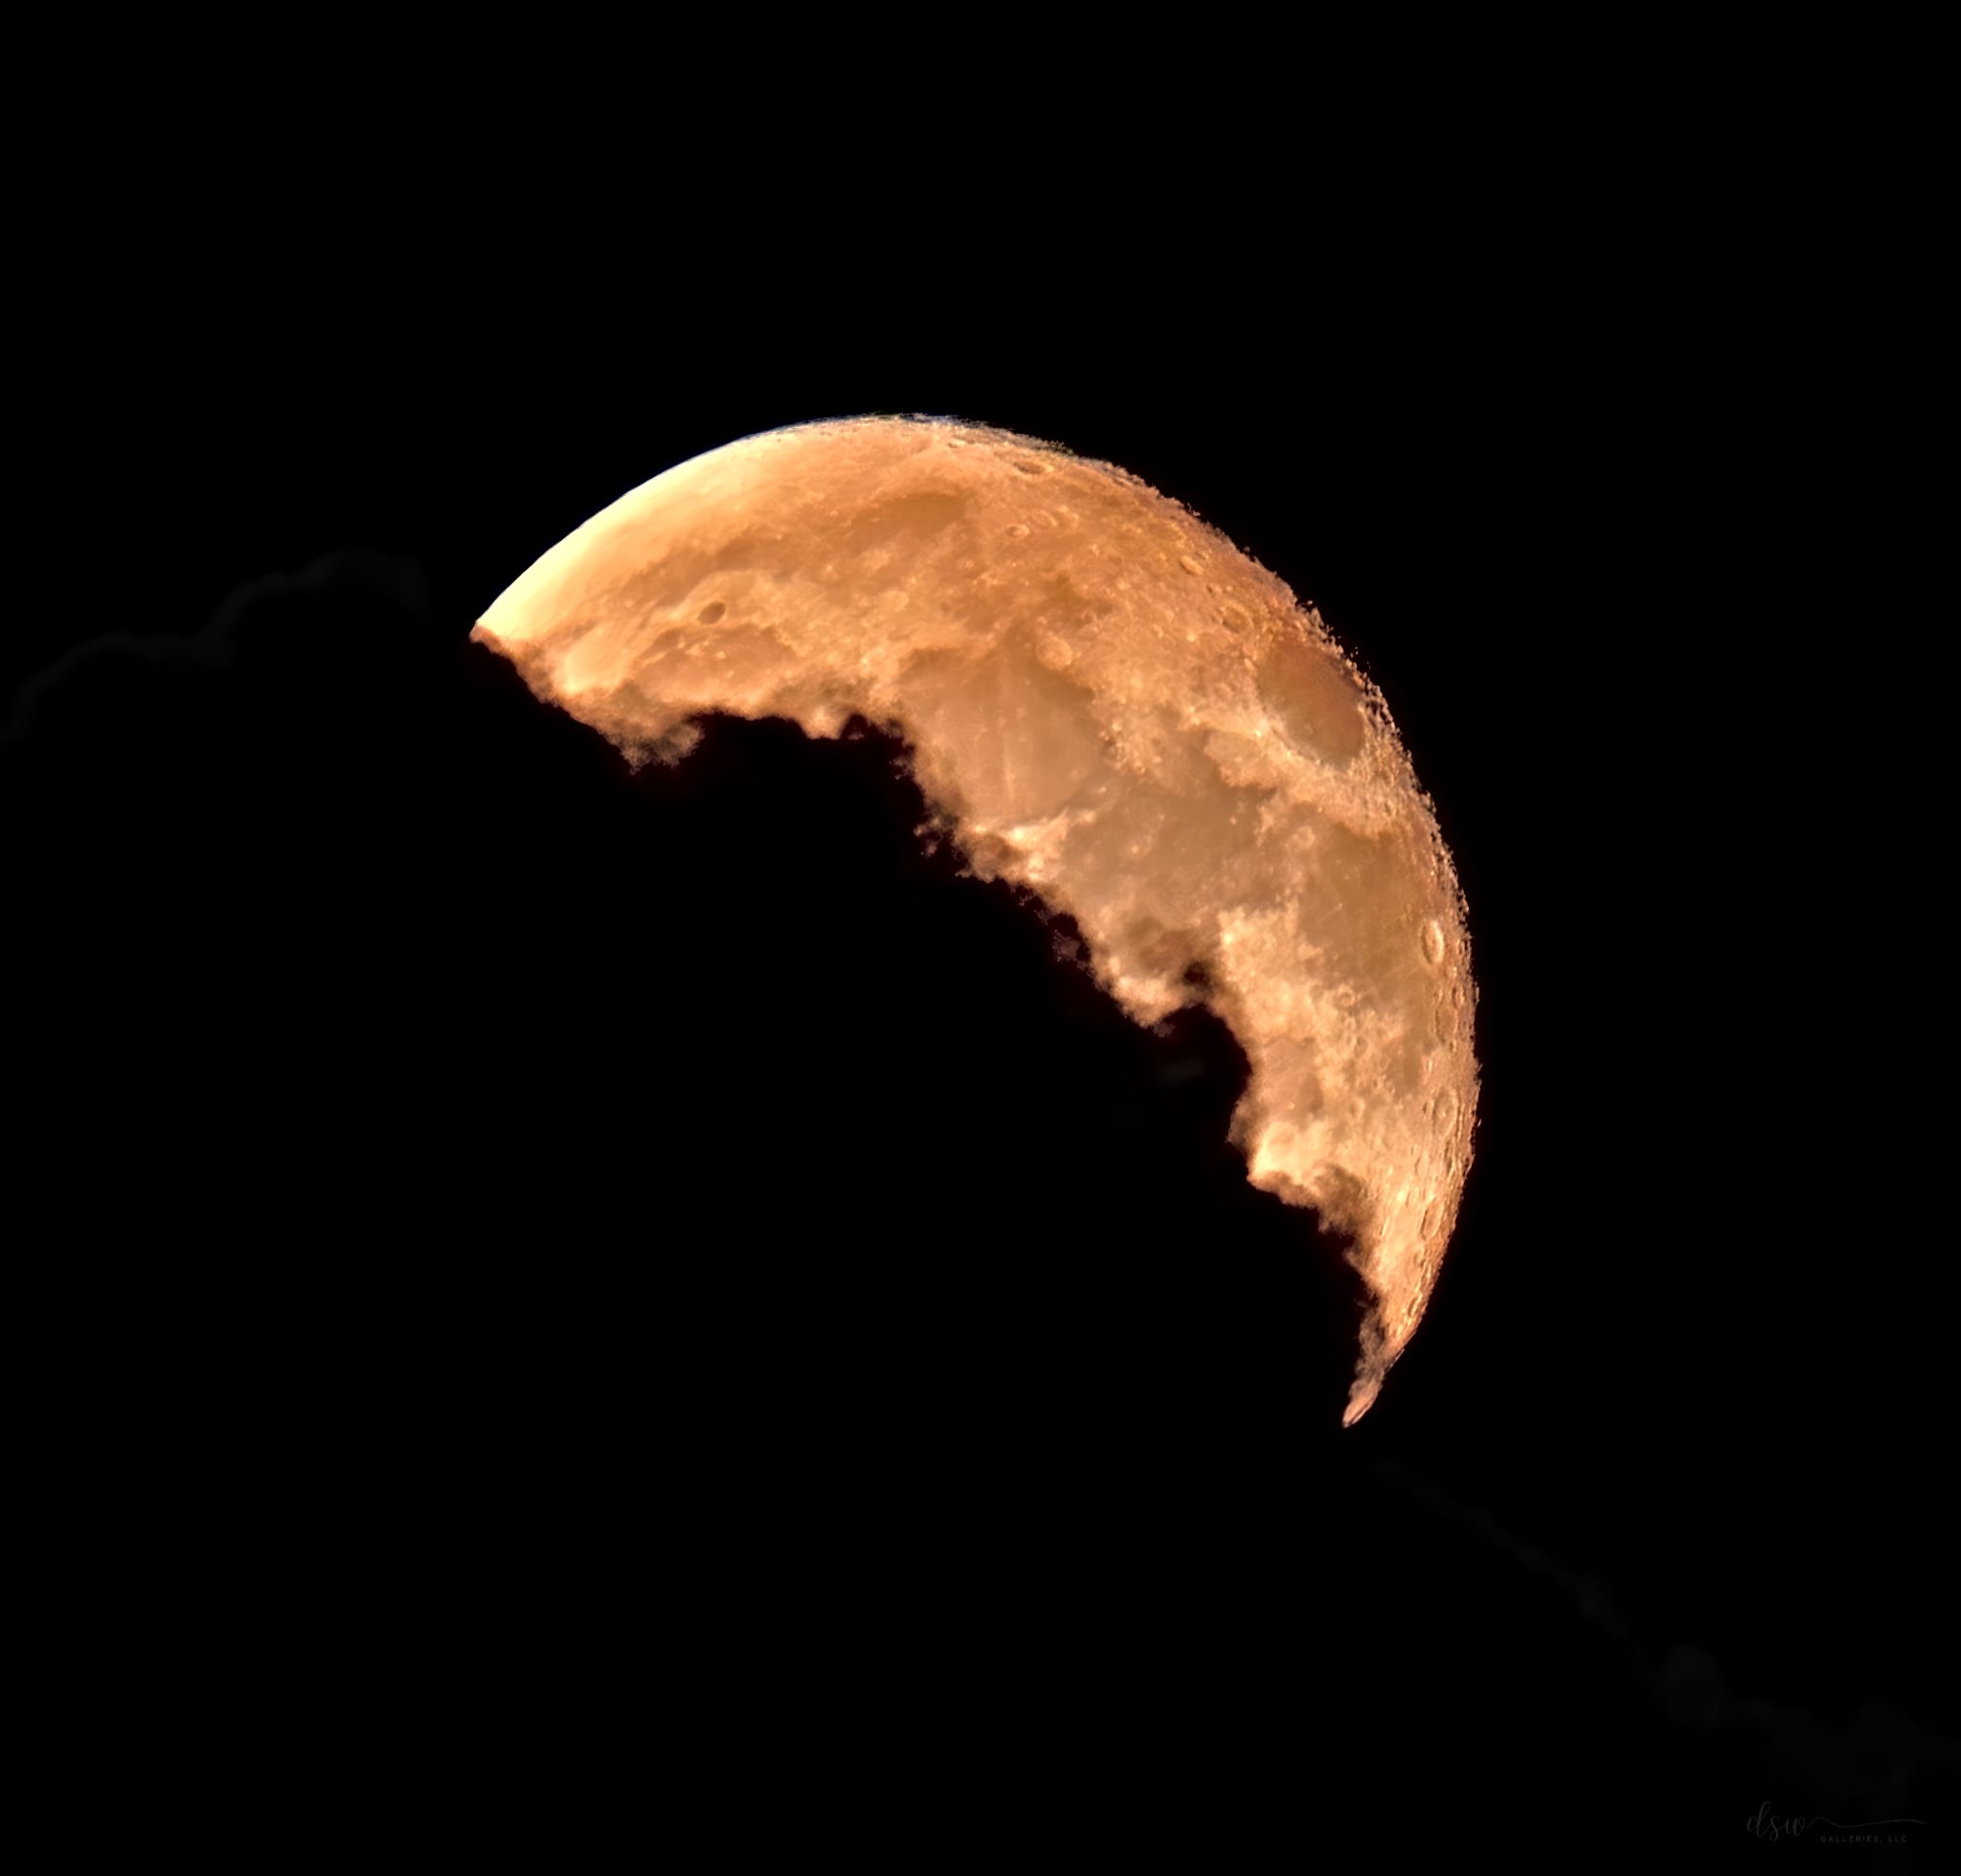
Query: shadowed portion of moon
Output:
[[605, 709, 1377, 1450], [475, 417, 1478, 1420]]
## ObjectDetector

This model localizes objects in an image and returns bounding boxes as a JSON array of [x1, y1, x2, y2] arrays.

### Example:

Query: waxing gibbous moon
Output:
[[473, 417, 1477, 1424]]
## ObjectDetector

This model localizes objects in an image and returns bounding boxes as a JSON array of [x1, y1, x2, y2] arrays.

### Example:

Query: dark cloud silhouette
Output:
[[11, 551, 1952, 1852]]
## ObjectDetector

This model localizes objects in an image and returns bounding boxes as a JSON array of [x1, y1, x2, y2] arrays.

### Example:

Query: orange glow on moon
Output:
[[474, 418, 1478, 1423]]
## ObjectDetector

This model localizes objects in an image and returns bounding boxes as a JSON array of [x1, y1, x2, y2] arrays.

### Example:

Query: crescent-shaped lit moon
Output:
[[473, 417, 1477, 1423]]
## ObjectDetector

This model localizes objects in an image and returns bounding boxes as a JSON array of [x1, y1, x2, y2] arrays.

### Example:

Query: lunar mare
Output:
[[474, 418, 1477, 1423]]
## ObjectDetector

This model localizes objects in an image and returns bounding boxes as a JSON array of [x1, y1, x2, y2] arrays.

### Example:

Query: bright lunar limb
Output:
[[474, 417, 1477, 1424]]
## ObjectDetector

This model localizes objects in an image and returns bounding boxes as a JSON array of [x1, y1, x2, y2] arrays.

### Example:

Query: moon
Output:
[[473, 417, 1477, 1423]]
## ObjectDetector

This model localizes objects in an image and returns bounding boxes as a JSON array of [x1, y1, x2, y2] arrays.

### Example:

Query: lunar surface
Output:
[[474, 417, 1477, 1423]]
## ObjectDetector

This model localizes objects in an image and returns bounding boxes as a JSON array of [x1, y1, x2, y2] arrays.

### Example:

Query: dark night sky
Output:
[[10, 80, 1951, 1857]]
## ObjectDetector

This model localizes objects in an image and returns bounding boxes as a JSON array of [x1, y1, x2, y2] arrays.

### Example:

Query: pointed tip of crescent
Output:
[[1342, 1373, 1383, 1428]]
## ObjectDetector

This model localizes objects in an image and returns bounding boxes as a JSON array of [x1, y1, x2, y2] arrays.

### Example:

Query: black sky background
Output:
[[10, 74, 1951, 1857]]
